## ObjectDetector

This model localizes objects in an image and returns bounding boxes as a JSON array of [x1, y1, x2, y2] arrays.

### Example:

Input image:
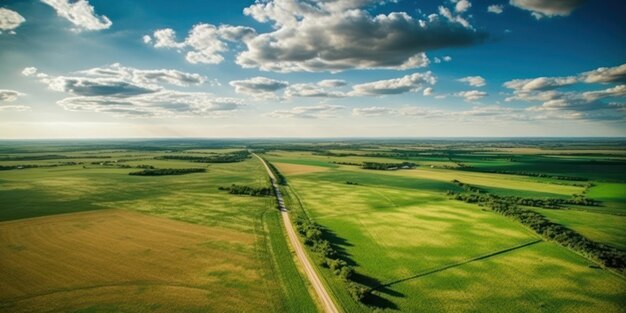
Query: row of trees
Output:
[[450, 180, 600, 209], [218, 184, 273, 196], [448, 184, 625, 272], [362, 161, 416, 171], [158, 151, 250, 163], [0, 161, 82, 171], [128, 168, 206, 176], [266, 160, 287, 185], [293, 214, 368, 302]]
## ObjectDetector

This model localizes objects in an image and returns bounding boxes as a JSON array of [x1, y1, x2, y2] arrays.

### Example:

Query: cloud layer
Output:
[[23, 65, 243, 117]]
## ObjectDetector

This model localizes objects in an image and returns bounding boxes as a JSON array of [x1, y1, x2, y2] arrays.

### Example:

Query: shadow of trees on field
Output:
[[319, 226, 403, 311], [353, 272, 403, 310], [320, 226, 356, 266]]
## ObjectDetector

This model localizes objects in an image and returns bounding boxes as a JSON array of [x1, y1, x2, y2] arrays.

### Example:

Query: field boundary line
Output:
[[373, 239, 543, 290]]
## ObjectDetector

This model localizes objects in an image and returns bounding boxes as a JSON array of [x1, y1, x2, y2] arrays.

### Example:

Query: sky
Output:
[[0, 0, 625, 138]]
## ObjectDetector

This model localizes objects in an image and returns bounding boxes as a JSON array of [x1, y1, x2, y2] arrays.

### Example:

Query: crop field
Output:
[[0, 143, 317, 313], [1, 139, 624, 313], [265, 140, 626, 312]]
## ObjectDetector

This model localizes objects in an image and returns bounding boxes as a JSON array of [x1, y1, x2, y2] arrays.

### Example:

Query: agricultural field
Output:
[[0, 139, 625, 313], [0, 141, 317, 313], [263, 139, 626, 312]]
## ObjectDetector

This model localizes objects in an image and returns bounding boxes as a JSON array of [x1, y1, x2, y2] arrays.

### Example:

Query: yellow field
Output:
[[0, 210, 273, 312], [274, 162, 329, 176]]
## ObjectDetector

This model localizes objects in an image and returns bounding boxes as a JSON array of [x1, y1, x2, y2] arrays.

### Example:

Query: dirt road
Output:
[[253, 154, 340, 313]]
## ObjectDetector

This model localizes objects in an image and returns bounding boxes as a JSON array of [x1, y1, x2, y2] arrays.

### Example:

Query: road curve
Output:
[[253, 154, 340, 313]]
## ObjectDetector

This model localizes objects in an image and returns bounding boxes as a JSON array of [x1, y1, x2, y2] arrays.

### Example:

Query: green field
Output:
[[1, 139, 625, 312], [265, 142, 626, 312], [0, 145, 318, 312]]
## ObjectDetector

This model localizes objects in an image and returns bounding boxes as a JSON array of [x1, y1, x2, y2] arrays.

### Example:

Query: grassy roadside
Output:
[[279, 183, 366, 313], [262, 206, 320, 313]]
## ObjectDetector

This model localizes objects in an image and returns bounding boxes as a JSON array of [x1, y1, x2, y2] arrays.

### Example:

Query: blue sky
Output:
[[0, 0, 625, 138]]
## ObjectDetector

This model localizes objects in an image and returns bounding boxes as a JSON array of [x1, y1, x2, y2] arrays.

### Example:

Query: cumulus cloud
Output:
[[510, 0, 585, 19], [487, 4, 504, 14], [77, 63, 207, 87], [350, 72, 436, 96], [236, 0, 486, 72], [0, 8, 25, 34], [24, 64, 241, 118], [504, 63, 626, 121], [57, 92, 243, 118], [41, 0, 112, 31], [268, 104, 344, 119], [454, 0, 472, 13], [504, 76, 578, 91], [458, 76, 486, 87], [317, 80, 347, 88], [423, 87, 433, 96], [0, 89, 25, 102], [229, 76, 288, 99], [285, 84, 346, 98], [0, 89, 29, 111], [580, 63, 626, 84], [456, 90, 487, 101], [147, 24, 256, 65]]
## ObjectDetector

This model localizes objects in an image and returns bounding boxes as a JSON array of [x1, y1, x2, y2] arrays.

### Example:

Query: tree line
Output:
[[448, 181, 625, 272], [128, 168, 206, 176], [451, 180, 600, 209], [293, 214, 369, 302], [218, 184, 273, 196], [361, 161, 417, 170], [158, 151, 250, 163]]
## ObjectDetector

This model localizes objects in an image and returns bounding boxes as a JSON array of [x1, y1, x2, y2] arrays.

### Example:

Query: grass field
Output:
[[1, 139, 624, 313], [0, 147, 318, 313], [267, 145, 626, 313]]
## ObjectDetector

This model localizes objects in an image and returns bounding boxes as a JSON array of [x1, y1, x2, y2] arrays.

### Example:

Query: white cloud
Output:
[[24, 65, 240, 118], [148, 24, 256, 65], [317, 80, 347, 88], [350, 72, 436, 96], [504, 76, 578, 91], [352, 106, 393, 116], [487, 4, 504, 14], [0, 8, 25, 33], [268, 104, 344, 119], [458, 76, 486, 87], [0, 89, 25, 102], [580, 63, 626, 84], [77, 63, 207, 87], [142, 35, 152, 44], [504, 63, 626, 121], [455, 0, 472, 13], [0, 105, 30, 111], [41, 0, 112, 31], [509, 0, 585, 19], [57, 92, 243, 118], [456, 90, 487, 101], [229, 76, 288, 99], [237, 0, 485, 72], [285, 84, 346, 98], [423, 87, 433, 96]]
